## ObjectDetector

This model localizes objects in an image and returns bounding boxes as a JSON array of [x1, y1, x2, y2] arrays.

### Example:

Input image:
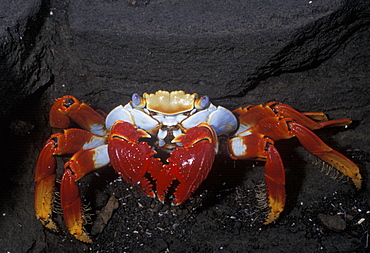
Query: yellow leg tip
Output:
[[39, 218, 59, 232], [74, 233, 93, 244]]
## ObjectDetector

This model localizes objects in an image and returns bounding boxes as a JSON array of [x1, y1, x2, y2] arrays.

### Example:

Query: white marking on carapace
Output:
[[152, 114, 188, 126], [105, 105, 134, 130], [131, 108, 159, 131], [207, 106, 238, 135]]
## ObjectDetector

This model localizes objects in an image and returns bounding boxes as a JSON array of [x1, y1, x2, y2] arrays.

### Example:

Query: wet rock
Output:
[[64, 0, 370, 97], [0, 0, 52, 118]]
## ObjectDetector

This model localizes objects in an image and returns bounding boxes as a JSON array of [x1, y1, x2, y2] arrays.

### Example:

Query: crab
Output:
[[34, 90, 362, 243]]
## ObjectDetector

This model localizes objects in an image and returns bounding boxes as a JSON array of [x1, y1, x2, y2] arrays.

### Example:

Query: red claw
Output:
[[108, 121, 161, 197], [166, 140, 216, 205], [159, 123, 217, 205], [108, 121, 218, 205]]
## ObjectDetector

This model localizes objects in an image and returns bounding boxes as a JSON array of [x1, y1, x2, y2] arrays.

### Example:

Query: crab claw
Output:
[[152, 123, 218, 205], [108, 121, 161, 197]]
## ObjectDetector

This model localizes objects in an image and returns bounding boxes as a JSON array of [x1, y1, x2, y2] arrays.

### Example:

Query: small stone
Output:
[[91, 196, 120, 235], [317, 213, 346, 232]]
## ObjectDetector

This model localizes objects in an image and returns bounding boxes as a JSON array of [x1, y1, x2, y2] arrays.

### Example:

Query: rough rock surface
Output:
[[0, 0, 369, 252]]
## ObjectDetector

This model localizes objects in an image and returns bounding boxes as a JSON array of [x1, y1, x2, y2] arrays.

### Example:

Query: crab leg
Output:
[[238, 112, 359, 183], [228, 134, 286, 224], [289, 122, 362, 189], [232, 112, 361, 223], [263, 144, 286, 224], [234, 103, 352, 132], [60, 145, 110, 243], [268, 102, 352, 129], [34, 129, 106, 235], [34, 139, 58, 231], [50, 95, 107, 136]]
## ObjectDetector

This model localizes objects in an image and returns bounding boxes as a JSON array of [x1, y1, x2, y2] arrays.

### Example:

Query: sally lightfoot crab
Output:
[[34, 90, 362, 243]]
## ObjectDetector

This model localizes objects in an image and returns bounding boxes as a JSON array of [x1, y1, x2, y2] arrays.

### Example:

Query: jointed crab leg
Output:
[[61, 145, 110, 243], [228, 133, 286, 224], [269, 102, 352, 129], [34, 129, 106, 238], [233, 102, 352, 132], [289, 122, 362, 188], [230, 103, 361, 224], [34, 138, 58, 231], [49, 95, 107, 136], [264, 143, 286, 224]]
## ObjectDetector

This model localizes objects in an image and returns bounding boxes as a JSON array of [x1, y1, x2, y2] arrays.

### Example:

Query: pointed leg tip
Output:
[[40, 219, 59, 232], [263, 195, 284, 225], [75, 233, 93, 244], [264, 213, 279, 225], [353, 177, 362, 190]]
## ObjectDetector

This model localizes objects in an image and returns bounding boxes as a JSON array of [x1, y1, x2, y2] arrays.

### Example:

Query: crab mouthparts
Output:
[[157, 125, 183, 149]]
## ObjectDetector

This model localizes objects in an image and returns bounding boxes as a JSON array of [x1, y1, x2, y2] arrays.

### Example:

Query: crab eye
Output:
[[195, 95, 210, 109], [132, 93, 140, 105], [200, 96, 210, 108], [131, 93, 145, 108]]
